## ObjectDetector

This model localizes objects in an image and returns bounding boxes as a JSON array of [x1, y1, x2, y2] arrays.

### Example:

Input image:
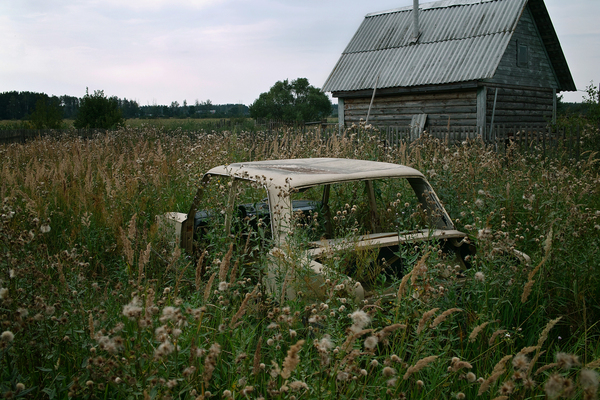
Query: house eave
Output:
[[331, 81, 480, 99]]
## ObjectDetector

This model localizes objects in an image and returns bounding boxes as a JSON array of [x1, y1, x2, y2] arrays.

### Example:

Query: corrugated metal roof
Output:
[[323, 0, 527, 92]]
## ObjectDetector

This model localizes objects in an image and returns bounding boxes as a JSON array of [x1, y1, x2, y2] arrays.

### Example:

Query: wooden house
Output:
[[322, 0, 576, 130]]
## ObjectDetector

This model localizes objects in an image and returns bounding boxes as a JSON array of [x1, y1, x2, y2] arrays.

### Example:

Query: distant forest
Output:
[[0, 91, 250, 120], [0, 90, 591, 123]]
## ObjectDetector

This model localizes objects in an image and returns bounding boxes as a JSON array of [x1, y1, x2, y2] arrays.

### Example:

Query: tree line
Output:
[[0, 91, 249, 123]]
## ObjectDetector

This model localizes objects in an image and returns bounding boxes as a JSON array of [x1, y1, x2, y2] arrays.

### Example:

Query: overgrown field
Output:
[[1, 126, 599, 399]]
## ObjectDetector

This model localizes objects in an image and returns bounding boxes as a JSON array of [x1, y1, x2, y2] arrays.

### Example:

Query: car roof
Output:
[[205, 158, 425, 189]]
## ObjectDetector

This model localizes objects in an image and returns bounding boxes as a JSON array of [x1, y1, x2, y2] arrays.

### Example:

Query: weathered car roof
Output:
[[205, 158, 425, 189]]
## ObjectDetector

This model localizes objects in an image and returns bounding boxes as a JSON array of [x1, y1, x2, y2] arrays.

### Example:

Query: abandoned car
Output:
[[161, 158, 504, 301]]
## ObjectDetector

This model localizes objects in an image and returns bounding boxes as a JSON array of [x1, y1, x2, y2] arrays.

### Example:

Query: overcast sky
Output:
[[1, 0, 598, 105]]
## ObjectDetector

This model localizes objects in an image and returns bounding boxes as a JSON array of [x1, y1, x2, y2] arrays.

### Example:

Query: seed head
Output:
[[474, 271, 485, 282], [1, 331, 14, 342], [364, 336, 378, 351]]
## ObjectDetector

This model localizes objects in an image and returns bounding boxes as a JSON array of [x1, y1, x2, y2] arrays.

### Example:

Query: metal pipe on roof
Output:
[[413, 0, 420, 41]]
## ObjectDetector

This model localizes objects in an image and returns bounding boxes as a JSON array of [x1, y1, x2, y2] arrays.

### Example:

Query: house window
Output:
[[517, 43, 529, 67]]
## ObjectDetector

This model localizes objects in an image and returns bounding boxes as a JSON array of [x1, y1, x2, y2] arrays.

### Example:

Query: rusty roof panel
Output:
[[323, 0, 527, 92], [205, 158, 425, 189], [325, 32, 512, 91]]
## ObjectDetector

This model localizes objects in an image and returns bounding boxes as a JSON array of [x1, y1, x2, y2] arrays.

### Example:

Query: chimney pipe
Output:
[[412, 0, 420, 41]]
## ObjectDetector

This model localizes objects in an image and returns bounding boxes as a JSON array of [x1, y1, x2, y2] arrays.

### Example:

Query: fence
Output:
[[377, 124, 590, 160], [0, 129, 106, 145]]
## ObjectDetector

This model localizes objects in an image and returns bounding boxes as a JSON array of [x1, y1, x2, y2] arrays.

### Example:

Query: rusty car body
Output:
[[160, 158, 487, 301]]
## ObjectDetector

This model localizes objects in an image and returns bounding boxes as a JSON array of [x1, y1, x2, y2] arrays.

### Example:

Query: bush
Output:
[[29, 96, 64, 129], [74, 89, 124, 129], [249, 78, 332, 121]]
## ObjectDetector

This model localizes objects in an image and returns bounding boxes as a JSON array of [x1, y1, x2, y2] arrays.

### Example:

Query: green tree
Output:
[[582, 81, 600, 123], [29, 96, 64, 129], [74, 89, 124, 129], [249, 78, 332, 121]]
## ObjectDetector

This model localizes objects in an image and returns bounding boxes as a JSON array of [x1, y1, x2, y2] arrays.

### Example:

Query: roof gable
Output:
[[323, 0, 575, 94]]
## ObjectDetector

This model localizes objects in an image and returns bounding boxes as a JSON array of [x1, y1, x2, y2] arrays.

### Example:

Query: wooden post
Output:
[[338, 98, 345, 134], [490, 88, 498, 136], [576, 123, 580, 161], [365, 75, 379, 125], [543, 125, 547, 158]]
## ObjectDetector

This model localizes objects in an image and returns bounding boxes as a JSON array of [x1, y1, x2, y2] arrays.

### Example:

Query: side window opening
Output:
[[517, 42, 529, 68]]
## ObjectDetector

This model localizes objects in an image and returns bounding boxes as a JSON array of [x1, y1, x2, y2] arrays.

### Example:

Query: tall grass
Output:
[[0, 126, 599, 399]]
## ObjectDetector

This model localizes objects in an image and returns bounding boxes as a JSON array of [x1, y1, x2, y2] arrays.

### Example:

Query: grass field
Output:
[[0, 125, 599, 399]]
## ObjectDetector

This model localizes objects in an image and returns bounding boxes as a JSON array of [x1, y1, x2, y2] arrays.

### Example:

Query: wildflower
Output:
[[478, 355, 512, 395], [580, 369, 599, 400], [1, 331, 14, 342], [469, 321, 490, 342], [40, 224, 51, 233], [204, 272, 216, 302], [289, 381, 308, 391], [252, 337, 262, 375], [450, 357, 473, 372], [474, 271, 485, 282], [122, 296, 143, 320], [404, 356, 438, 380], [166, 379, 177, 389], [223, 390, 233, 398], [529, 317, 562, 374], [349, 310, 371, 333], [523, 378, 536, 389], [544, 374, 565, 399], [512, 353, 530, 371], [466, 372, 476, 382], [499, 380, 515, 395], [488, 329, 508, 345], [160, 306, 178, 323], [0, 288, 8, 300], [431, 308, 462, 328], [230, 284, 259, 328], [203, 343, 221, 385], [154, 340, 174, 359], [383, 367, 396, 377], [364, 336, 378, 351], [182, 366, 196, 378], [416, 380, 424, 387], [337, 371, 349, 381], [416, 308, 439, 334], [155, 326, 168, 341], [281, 340, 305, 379], [16, 383, 25, 392], [360, 369, 368, 376], [456, 393, 465, 399], [556, 352, 580, 370]]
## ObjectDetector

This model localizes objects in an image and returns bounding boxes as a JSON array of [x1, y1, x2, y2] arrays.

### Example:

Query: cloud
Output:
[[1, 0, 598, 105]]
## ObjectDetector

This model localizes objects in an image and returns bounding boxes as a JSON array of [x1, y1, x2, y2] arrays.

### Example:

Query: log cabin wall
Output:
[[343, 90, 478, 127], [486, 5, 560, 90], [485, 86, 554, 126]]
